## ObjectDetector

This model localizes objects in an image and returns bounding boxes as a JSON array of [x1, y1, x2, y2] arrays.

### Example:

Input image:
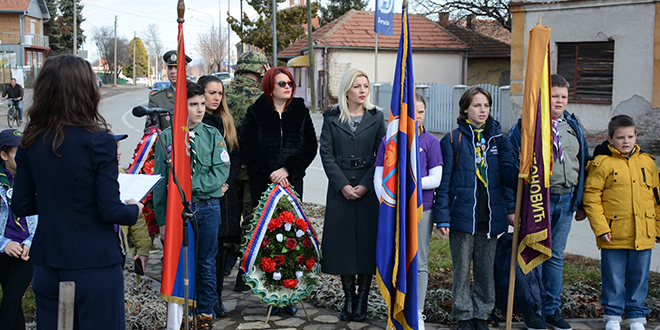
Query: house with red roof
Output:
[[279, 9, 470, 109], [0, 0, 51, 84]]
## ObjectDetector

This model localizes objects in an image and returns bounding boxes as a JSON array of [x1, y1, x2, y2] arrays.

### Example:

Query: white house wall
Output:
[[325, 49, 464, 101], [517, 0, 656, 133]]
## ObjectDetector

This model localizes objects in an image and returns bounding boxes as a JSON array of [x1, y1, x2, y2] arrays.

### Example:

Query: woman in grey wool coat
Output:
[[319, 68, 386, 322]]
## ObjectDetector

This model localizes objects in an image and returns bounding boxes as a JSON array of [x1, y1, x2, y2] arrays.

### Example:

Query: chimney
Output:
[[438, 12, 449, 27], [466, 14, 475, 30]]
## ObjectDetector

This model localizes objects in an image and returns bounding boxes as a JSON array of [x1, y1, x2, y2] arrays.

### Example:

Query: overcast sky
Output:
[[80, 0, 385, 63]]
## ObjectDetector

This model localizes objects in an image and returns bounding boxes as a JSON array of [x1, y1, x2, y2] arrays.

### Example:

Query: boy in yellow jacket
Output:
[[583, 115, 660, 330]]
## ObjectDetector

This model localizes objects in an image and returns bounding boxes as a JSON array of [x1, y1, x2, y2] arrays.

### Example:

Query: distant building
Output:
[[0, 0, 51, 85], [510, 0, 660, 151], [279, 9, 470, 110]]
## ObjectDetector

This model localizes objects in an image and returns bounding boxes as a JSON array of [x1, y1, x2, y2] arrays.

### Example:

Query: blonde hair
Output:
[[337, 68, 376, 123], [198, 75, 239, 152]]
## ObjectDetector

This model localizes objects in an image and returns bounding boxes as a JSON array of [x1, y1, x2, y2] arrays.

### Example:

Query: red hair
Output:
[[262, 67, 296, 110]]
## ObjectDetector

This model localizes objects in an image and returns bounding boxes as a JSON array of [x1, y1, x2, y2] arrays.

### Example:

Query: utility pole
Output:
[[240, 0, 243, 55], [219, 0, 222, 72], [133, 31, 136, 86], [113, 15, 117, 87], [227, 0, 231, 74], [73, 0, 77, 55], [306, 0, 315, 112], [272, 0, 277, 66]]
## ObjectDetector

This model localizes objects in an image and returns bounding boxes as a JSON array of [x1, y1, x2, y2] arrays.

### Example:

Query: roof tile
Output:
[[0, 0, 31, 11]]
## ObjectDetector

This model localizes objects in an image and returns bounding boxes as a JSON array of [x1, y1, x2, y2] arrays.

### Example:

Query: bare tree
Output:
[[93, 26, 129, 80], [410, 0, 511, 31], [195, 27, 227, 74], [142, 23, 164, 79]]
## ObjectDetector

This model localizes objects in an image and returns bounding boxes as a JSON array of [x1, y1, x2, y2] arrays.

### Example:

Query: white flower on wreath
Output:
[[273, 272, 282, 280], [295, 271, 303, 279], [295, 229, 305, 238], [276, 233, 284, 242], [284, 223, 292, 231]]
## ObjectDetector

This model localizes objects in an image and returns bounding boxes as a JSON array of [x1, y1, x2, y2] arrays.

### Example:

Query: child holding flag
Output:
[[583, 115, 660, 330], [153, 82, 231, 326], [433, 87, 516, 330]]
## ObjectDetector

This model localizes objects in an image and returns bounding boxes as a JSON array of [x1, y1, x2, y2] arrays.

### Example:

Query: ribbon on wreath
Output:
[[127, 126, 160, 174]]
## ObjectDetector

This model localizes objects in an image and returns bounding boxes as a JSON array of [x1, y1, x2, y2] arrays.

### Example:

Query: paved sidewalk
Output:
[[142, 248, 660, 330]]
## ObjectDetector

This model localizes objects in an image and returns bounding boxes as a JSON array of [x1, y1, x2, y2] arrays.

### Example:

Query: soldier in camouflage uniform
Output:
[[224, 51, 269, 291], [146, 50, 192, 131]]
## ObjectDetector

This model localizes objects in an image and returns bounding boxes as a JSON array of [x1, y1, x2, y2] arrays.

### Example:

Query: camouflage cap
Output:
[[236, 51, 268, 75], [163, 50, 192, 67]]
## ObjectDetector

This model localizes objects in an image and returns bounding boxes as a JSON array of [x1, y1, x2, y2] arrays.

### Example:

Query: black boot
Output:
[[340, 275, 356, 321], [352, 274, 372, 322]]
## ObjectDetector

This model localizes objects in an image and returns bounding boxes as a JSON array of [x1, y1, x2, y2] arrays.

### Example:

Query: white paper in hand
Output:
[[118, 173, 163, 202]]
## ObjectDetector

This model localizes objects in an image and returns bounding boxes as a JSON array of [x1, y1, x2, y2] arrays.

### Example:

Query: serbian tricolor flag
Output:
[[161, 14, 196, 328], [375, 1, 421, 329], [517, 24, 553, 274]]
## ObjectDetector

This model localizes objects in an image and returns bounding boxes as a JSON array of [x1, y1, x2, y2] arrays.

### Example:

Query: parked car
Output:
[[212, 72, 232, 86], [136, 77, 149, 86], [150, 81, 171, 96]]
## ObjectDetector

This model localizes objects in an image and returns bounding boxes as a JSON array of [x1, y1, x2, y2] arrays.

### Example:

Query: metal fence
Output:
[[372, 82, 511, 134]]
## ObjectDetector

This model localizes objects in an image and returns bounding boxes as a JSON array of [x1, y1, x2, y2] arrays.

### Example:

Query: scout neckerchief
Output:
[[0, 165, 23, 230], [551, 118, 564, 163], [189, 128, 198, 174], [466, 119, 488, 187]]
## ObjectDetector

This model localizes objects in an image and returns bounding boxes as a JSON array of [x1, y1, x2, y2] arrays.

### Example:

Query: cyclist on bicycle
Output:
[[2, 78, 24, 124]]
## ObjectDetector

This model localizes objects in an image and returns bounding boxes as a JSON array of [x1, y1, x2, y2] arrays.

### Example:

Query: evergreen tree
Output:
[[227, 0, 319, 56], [53, 0, 85, 54], [43, 0, 63, 55], [319, 0, 367, 26], [123, 37, 149, 78]]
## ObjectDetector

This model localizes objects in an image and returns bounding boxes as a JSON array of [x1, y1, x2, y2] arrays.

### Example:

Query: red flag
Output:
[[160, 21, 195, 304]]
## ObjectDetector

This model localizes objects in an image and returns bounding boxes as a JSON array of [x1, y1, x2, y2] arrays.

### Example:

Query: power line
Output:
[[82, 2, 209, 28]]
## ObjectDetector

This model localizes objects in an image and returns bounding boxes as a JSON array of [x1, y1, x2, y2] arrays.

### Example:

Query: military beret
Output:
[[163, 50, 192, 67]]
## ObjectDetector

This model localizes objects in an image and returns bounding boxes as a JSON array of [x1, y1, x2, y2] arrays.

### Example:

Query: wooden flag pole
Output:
[[505, 177, 524, 330]]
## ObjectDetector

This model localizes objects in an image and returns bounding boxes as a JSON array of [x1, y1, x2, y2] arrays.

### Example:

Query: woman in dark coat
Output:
[[197, 75, 242, 317], [319, 68, 386, 322], [240, 67, 317, 206], [12, 54, 142, 329], [239, 67, 317, 315]]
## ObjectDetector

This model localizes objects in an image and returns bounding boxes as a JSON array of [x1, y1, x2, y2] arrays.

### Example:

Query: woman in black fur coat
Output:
[[240, 67, 317, 206]]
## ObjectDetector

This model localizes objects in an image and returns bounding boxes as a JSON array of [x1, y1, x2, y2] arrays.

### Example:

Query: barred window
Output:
[[557, 41, 614, 104]]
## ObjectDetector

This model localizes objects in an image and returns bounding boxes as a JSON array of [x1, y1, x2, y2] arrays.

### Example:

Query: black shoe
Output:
[[214, 301, 227, 318], [224, 254, 237, 276], [473, 318, 490, 330], [340, 275, 356, 321], [457, 320, 474, 330], [234, 270, 250, 291], [352, 274, 372, 322], [269, 306, 281, 315], [546, 311, 572, 330], [523, 311, 545, 330], [283, 304, 297, 315]]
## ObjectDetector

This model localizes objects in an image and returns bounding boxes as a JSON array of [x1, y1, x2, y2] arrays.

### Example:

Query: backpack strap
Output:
[[450, 129, 461, 168]]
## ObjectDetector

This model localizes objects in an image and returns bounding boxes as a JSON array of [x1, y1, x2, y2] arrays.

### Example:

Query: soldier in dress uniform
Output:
[[146, 50, 192, 130]]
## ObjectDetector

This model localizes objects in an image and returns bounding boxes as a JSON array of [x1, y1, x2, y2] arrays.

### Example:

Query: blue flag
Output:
[[375, 0, 394, 35], [375, 2, 421, 329]]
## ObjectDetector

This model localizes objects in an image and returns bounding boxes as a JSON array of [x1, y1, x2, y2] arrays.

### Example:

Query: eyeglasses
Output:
[[276, 81, 295, 88]]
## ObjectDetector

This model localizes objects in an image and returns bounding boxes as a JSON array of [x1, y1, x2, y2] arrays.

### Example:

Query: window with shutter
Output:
[[557, 41, 614, 104]]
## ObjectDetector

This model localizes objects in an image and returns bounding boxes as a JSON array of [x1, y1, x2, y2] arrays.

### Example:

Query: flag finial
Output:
[[177, 0, 185, 23], [403, 0, 408, 7], [536, 14, 542, 26]]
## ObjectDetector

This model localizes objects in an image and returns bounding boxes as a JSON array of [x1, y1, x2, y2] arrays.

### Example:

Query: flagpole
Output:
[[374, 33, 378, 84], [506, 178, 524, 330]]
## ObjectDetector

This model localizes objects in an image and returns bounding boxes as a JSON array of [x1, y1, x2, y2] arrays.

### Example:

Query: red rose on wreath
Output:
[[305, 257, 315, 271], [260, 257, 276, 273], [295, 218, 308, 232], [302, 236, 313, 249], [261, 237, 271, 249], [273, 254, 285, 266], [267, 217, 283, 232], [283, 278, 298, 289], [295, 254, 305, 266], [285, 238, 297, 250], [280, 211, 296, 224]]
